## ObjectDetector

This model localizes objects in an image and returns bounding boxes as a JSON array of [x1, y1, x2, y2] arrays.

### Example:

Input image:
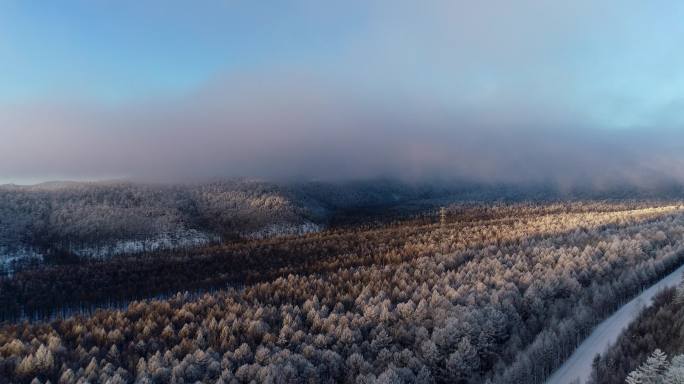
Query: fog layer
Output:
[[1, 0, 683, 187]]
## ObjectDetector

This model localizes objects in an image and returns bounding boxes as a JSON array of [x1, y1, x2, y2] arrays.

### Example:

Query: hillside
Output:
[[0, 180, 316, 272], [4, 179, 684, 276]]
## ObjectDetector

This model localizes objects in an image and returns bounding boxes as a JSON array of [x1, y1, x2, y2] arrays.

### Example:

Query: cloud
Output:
[[1, 70, 683, 188], [1, 1, 684, 187]]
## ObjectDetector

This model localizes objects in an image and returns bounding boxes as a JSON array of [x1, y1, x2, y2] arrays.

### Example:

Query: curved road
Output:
[[546, 263, 684, 384]]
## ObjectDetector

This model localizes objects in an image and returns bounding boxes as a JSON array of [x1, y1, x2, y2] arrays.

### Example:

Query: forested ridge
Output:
[[2, 203, 684, 383], [0, 179, 493, 270], [4, 179, 682, 266], [0, 180, 319, 257]]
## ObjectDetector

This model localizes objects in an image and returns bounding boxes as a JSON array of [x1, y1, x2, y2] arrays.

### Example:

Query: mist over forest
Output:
[[4, 86, 684, 188]]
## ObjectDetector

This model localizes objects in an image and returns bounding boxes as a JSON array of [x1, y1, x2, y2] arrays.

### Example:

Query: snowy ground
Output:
[[546, 263, 684, 384], [0, 222, 322, 271], [245, 221, 322, 239], [0, 229, 218, 274], [72, 229, 218, 258], [0, 246, 43, 275]]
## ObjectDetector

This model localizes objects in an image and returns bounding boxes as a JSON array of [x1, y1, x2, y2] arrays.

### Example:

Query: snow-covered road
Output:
[[546, 263, 684, 384]]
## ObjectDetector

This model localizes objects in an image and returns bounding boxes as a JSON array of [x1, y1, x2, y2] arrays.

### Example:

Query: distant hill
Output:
[[2, 178, 684, 264], [0, 180, 316, 258]]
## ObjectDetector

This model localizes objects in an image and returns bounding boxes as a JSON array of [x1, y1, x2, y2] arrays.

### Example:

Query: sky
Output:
[[1, 1, 684, 186]]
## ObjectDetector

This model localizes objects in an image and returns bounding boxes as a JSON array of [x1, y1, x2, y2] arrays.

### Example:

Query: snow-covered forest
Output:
[[1, 202, 684, 383], [589, 276, 684, 383], [4, 179, 682, 272], [0, 179, 484, 271], [0, 180, 319, 262], [624, 349, 684, 383]]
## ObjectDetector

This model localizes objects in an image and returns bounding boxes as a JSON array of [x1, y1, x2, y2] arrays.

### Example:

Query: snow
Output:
[[0, 246, 43, 270], [0, 221, 320, 271], [245, 221, 322, 239], [0, 246, 44, 275], [0, 218, 321, 272], [72, 229, 218, 258], [546, 263, 684, 384], [0, 246, 43, 263], [0, 229, 217, 271]]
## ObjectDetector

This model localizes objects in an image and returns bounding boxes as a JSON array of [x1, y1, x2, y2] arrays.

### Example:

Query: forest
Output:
[[2, 201, 684, 383], [0, 180, 320, 260], [0, 179, 493, 272], [589, 278, 684, 383], [0, 201, 670, 319], [4, 179, 682, 270]]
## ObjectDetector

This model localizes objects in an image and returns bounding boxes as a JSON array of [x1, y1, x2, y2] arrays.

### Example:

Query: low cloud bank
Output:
[[3, 0, 684, 188], [1, 74, 683, 189]]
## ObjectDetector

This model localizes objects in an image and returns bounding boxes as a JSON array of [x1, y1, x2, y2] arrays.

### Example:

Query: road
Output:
[[546, 263, 684, 384]]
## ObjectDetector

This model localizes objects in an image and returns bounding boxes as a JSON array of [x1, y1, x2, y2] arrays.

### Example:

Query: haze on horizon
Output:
[[2, 1, 684, 187]]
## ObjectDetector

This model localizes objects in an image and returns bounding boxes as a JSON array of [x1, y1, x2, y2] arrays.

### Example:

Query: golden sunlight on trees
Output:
[[1, 203, 684, 383]]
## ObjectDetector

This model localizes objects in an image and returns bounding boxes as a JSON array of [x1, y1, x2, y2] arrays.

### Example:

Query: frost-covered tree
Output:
[[0, 202, 683, 384], [626, 349, 669, 384], [624, 351, 684, 384]]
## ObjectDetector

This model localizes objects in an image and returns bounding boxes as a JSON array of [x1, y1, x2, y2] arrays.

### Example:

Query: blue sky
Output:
[[1, 1, 684, 185], [0, 1, 369, 102]]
